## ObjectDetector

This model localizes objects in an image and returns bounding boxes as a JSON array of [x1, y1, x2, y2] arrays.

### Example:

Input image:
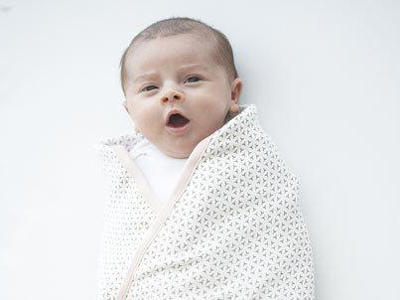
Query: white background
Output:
[[1, 0, 399, 299]]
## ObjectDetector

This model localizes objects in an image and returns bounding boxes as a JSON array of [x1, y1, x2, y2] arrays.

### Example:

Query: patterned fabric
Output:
[[94, 103, 315, 299]]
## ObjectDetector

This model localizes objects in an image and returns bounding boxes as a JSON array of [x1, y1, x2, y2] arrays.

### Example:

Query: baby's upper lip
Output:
[[165, 108, 190, 125]]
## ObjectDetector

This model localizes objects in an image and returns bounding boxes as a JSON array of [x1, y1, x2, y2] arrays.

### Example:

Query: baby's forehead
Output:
[[131, 34, 215, 59], [126, 37, 219, 75]]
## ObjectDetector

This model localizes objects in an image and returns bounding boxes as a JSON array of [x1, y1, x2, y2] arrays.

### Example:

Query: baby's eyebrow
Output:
[[133, 64, 209, 83], [133, 72, 158, 84], [178, 64, 209, 72]]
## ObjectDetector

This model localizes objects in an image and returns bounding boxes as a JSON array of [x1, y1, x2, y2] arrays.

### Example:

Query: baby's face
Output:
[[123, 33, 242, 158]]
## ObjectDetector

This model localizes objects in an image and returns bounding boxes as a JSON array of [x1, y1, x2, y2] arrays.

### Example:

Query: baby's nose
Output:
[[161, 89, 184, 104]]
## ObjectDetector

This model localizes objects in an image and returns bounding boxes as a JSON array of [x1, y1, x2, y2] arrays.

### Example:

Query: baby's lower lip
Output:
[[165, 120, 191, 136]]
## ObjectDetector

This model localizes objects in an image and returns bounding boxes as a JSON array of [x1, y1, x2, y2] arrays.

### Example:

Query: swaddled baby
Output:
[[95, 16, 315, 300]]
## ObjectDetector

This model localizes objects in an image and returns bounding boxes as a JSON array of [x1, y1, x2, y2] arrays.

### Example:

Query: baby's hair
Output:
[[119, 17, 239, 96]]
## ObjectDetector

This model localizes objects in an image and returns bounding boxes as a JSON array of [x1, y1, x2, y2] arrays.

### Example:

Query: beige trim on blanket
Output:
[[113, 145, 163, 214], [112, 135, 212, 300]]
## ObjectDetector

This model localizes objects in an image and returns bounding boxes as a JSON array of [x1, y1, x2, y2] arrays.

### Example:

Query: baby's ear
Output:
[[229, 79, 241, 114], [231, 77, 243, 102]]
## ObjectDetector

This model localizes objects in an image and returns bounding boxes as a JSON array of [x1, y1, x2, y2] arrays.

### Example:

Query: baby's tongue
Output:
[[168, 114, 189, 128]]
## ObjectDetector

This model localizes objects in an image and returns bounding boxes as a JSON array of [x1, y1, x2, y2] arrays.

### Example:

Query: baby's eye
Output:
[[185, 76, 200, 83], [141, 85, 157, 92]]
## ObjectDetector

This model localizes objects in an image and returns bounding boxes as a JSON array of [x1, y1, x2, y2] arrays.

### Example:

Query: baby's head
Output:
[[120, 17, 243, 158]]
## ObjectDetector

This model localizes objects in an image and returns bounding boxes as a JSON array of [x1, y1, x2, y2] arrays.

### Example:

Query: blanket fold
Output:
[[94, 103, 315, 300]]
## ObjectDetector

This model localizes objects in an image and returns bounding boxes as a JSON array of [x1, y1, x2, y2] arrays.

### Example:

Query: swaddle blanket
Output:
[[94, 104, 315, 300]]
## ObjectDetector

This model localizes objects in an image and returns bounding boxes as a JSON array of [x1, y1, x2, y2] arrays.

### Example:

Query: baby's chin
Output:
[[159, 142, 195, 159], [144, 127, 214, 158]]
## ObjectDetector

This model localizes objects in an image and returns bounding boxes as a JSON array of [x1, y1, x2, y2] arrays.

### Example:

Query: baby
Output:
[[121, 17, 242, 160], [95, 17, 315, 300]]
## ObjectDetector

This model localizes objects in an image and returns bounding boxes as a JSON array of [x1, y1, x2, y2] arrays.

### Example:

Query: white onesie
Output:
[[128, 137, 188, 203]]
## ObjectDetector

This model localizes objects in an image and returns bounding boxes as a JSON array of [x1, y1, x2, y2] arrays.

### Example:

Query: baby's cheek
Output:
[[141, 109, 163, 131]]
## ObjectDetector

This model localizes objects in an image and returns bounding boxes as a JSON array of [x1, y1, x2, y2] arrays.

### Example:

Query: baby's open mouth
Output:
[[167, 113, 190, 128]]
